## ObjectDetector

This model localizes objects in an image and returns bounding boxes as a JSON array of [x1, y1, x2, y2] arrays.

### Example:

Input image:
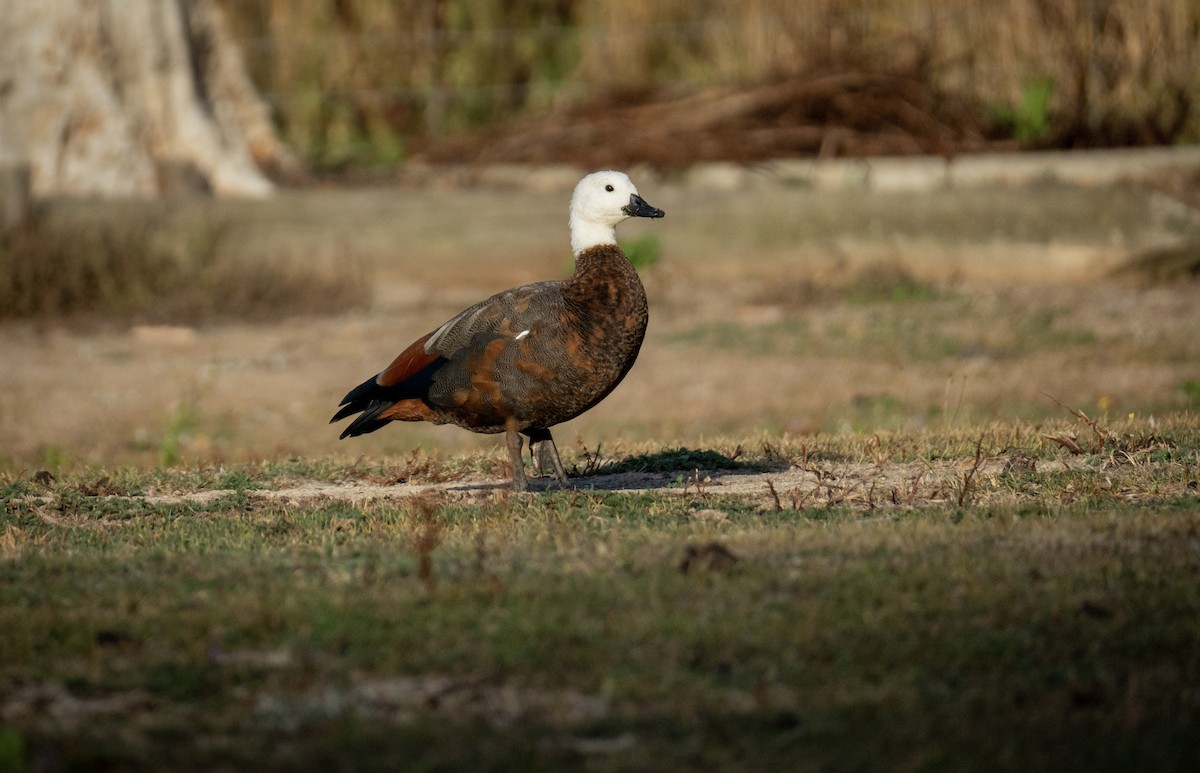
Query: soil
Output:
[[16, 451, 1193, 520]]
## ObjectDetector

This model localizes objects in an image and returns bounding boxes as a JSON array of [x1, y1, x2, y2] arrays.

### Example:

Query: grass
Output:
[[622, 234, 662, 273], [0, 208, 368, 323], [990, 77, 1056, 146], [666, 269, 1100, 366], [220, 0, 1200, 167], [2, 417, 1198, 770], [1180, 379, 1200, 408]]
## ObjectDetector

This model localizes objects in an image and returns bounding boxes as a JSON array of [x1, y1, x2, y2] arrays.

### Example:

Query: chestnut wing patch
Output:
[[379, 332, 441, 387], [330, 332, 447, 435]]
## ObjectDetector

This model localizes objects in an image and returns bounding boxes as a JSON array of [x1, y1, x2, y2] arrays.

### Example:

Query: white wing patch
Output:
[[514, 329, 531, 340]]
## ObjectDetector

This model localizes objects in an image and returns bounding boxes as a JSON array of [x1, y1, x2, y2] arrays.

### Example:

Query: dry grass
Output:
[[0, 206, 368, 324], [220, 0, 1200, 168]]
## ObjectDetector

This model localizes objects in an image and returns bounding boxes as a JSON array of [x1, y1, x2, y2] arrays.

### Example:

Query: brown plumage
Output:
[[331, 171, 665, 490]]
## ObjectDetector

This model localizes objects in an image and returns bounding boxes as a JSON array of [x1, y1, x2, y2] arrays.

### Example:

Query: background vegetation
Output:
[[0, 208, 367, 324], [219, 0, 1200, 169]]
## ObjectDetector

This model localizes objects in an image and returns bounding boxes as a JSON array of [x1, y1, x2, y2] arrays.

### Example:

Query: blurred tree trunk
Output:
[[0, 0, 298, 198]]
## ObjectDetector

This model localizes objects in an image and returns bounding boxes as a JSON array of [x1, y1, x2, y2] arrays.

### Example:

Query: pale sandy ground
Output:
[[17, 451, 1197, 520], [2, 174, 1199, 473]]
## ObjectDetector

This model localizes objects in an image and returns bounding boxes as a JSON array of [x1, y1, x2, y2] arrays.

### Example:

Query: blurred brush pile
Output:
[[221, 0, 1199, 170]]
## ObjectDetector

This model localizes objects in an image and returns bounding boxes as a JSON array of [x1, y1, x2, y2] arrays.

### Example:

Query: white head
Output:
[[568, 170, 664, 257]]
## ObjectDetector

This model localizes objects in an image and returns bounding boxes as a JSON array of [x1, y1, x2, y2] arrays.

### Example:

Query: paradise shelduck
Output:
[[331, 170, 665, 490]]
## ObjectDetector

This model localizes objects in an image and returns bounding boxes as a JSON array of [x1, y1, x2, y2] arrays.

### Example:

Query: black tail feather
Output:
[[331, 359, 445, 438], [330, 373, 394, 437], [337, 400, 395, 438], [335, 374, 383, 410], [330, 402, 362, 424]]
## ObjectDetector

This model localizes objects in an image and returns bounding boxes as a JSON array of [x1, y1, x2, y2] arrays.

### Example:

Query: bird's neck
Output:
[[565, 243, 648, 337], [569, 216, 617, 257], [570, 242, 636, 277]]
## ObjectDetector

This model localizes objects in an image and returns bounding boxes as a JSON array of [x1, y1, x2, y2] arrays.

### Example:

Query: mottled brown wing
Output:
[[424, 280, 563, 356]]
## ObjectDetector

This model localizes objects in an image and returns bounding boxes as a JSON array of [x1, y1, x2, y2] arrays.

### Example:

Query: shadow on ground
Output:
[[515, 448, 793, 493]]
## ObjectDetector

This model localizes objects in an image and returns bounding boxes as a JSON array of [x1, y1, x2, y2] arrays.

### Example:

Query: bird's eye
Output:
[[605, 184, 614, 192]]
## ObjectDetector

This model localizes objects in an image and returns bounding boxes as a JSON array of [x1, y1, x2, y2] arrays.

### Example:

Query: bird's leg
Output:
[[525, 427, 568, 485], [528, 441, 542, 478], [505, 427, 528, 492]]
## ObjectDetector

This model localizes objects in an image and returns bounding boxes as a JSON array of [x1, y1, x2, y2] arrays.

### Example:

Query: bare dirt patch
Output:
[[20, 452, 1190, 518]]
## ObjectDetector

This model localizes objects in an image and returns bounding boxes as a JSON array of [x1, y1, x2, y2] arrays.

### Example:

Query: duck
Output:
[[331, 170, 665, 490]]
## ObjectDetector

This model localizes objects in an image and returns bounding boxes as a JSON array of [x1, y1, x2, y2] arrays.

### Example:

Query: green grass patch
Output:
[[991, 76, 1056, 146], [1179, 379, 1200, 408], [3, 420, 1199, 770], [623, 233, 663, 273], [841, 263, 944, 305], [668, 293, 1102, 365]]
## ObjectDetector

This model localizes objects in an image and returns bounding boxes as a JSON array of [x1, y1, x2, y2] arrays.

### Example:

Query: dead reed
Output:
[[219, 0, 1200, 167]]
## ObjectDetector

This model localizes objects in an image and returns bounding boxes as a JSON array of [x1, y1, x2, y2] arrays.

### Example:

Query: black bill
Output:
[[622, 193, 665, 219]]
